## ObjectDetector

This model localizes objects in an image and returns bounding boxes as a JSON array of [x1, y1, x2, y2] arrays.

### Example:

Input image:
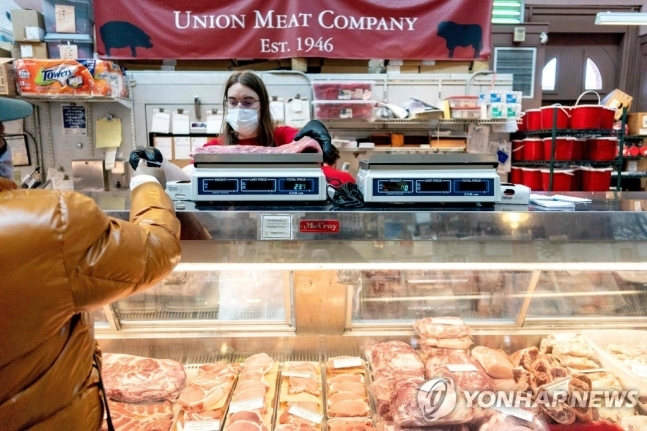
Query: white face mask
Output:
[[226, 108, 259, 136]]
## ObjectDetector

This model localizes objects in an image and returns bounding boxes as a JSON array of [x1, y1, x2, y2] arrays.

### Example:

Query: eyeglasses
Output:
[[226, 97, 259, 109]]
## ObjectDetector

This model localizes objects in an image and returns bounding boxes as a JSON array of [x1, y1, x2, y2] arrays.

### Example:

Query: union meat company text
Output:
[[174, 10, 418, 31]]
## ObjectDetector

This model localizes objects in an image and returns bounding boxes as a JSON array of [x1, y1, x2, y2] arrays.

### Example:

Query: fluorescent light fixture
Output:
[[595, 11, 647, 25]]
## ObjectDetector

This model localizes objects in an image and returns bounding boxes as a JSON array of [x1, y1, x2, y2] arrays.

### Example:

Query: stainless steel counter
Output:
[[98, 191, 647, 242]]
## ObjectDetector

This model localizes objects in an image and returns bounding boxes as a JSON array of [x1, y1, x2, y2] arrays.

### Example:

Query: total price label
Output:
[[228, 397, 264, 413], [288, 405, 323, 424], [333, 357, 363, 369], [184, 420, 220, 431]]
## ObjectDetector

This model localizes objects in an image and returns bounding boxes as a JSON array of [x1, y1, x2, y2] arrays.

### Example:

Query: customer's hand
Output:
[[130, 148, 166, 189], [294, 120, 332, 155]]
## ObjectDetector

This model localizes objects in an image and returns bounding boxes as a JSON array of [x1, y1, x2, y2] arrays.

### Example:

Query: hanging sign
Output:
[[94, 0, 492, 60]]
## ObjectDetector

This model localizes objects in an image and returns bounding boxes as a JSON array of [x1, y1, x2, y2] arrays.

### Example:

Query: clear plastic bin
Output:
[[42, 0, 93, 34], [312, 80, 374, 101], [450, 107, 481, 119], [445, 96, 479, 108], [312, 100, 376, 120], [44, 33, 93, 58]]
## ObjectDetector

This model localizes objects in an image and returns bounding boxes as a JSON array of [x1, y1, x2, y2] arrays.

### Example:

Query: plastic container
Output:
[[587, 137, 618, 161], [44, 33, 93, 59], [312, 80, 374, 100], [541, 168, 574, 191], [522, 167, 543, 191], [543, 136, 576, 161], [525, 109, 542, 131], [600, 106, 617, 129], [312, 100, 376, 120], [510, 166, 523, 184], [511, 139, 524, 161], [582, 329, 647, 396], [541, 105, 570, 130], [522, 138, 544, 161], [450, 107, 481, 119], [572, 138, 586, 161], [42, 0, 93, 34], [571, 105, 604, 129], [580, 166, 612, 191], [446, 96, 479, 108]]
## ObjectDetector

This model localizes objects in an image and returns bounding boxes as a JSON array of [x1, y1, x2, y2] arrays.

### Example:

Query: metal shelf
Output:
[[624, 135, 647, 141], [18, 95, 132, 108], [438, 118, 519, 125], [612, 171, 647, 178], [513, 160, 620, 167], [518, 129, 619, 137]]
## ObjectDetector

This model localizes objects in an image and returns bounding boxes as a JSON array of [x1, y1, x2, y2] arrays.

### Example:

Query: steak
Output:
[[102, 353, 186, 403]]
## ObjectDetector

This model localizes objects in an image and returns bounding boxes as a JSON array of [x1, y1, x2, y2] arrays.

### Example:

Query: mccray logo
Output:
[[416, 378, 458, 421], [35, 65, 82, 87]]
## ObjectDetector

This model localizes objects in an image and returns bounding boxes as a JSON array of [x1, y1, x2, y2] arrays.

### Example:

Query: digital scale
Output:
[[165, 153, 327, 202], [357, 153, 501, 203]]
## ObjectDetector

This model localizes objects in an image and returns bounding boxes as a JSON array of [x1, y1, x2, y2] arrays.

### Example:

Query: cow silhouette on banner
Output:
[[437, 21, 483, 58], [100, 21, 153, 57]]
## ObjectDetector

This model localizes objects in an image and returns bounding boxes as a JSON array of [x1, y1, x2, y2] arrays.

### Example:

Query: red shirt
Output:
[[323, 165, 356, 186], [204, 126, 299, 147]]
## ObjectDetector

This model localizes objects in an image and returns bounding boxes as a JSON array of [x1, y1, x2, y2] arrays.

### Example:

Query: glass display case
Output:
[[96, 192, 647, 361]]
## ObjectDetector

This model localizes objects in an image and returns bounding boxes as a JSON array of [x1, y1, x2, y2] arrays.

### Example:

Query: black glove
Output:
[[294, 120, 332, 156], [129, 147, 164, 171]]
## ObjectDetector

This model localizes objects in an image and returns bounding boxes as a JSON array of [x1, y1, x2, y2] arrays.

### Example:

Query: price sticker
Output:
[[446, 364, 478, 372], [492, 406, 534, 422], [578, 368, 608, 374], [632, 364, 647, 378], [333, 357, 363, 369], [282, 371, 313, 378], [287, 405, 323, 424], [540, 375, 572, 393], [184, 420, 220, 431], [228, 397, 264, 413]]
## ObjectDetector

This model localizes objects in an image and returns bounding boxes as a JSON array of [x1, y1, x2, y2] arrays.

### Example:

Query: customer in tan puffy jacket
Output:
[[0, 98, 182, 430]]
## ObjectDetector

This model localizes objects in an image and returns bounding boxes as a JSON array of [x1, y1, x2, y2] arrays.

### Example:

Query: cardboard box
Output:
[[386, 65, 419, 73], [11, 9, 45, 42], [419, 61, 471, 74], [627, 112, 647, 136], [320, 66, 367, 74], [602, 89, 633, 120], [0, 59, 17, 96], [18, 42, 48, 59]]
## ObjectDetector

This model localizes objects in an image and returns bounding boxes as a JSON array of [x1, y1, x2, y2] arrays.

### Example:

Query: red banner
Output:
[[94, 0, 493, 60]]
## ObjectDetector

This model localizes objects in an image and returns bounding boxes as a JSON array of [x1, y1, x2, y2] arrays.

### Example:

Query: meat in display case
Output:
[[92, 192, 647, 430]]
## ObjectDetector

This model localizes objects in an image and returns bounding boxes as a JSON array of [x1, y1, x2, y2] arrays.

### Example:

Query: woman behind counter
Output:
[[185, 71, 354, 185]]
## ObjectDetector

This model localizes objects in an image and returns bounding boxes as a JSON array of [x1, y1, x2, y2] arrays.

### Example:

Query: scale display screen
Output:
[[417, 180, 451, 193], [203, 179, 237, 192], [281, 179, 314, 191], [197, 177, 320, 196], [372, 178, 494, 198], [454, 180, 489, 193], [378, 180, 413, 193], [242, 179, 276, 191]]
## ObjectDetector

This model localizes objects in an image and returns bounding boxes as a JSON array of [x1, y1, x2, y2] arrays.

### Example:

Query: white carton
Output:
[[582, 330, 647, 396]]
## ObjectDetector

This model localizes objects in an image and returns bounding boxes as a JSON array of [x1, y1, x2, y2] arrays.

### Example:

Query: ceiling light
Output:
[[595, 11, 647, 25]]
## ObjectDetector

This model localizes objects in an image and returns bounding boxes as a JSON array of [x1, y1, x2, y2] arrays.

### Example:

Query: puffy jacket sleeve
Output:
[[64, 183, 182, 311]]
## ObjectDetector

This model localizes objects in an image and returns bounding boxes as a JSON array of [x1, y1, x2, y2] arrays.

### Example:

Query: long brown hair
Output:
[[221, 71, 274, 147]]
